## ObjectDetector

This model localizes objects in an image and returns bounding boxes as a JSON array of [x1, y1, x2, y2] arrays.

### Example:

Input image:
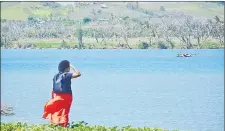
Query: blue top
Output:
[[52, 72, 73, 95]]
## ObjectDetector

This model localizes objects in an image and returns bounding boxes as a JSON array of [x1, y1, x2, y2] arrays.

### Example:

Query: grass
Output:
[[0, 122, 180, 131], [1, 5, 28, 20], [34, 41, 77, 48], [32, 9, 52, 17], [12, 37, 223, 49], [138, 2, 224, 18], [1, 2, 70, 21]]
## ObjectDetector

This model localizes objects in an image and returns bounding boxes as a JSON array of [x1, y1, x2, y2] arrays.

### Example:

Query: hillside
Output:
[[1, 2, 224, 49], [1, 2, 224, 21]]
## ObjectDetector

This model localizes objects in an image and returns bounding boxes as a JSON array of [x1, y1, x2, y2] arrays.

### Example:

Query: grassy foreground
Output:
[[1, 122, 180, 131]]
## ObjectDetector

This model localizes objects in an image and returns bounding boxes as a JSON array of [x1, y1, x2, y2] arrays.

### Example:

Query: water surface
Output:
[[1, 49, 224, 131]]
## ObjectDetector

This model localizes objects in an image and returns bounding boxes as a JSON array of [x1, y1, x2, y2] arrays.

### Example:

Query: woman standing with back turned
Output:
[[42, 60, 81, 127]]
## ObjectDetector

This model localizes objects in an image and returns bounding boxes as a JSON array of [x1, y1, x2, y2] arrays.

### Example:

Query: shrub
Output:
[[73, 44, 78, 49], [138, 42, 149, 49], [158, 41, 168, 49], [0, 122, 178, 131], [83, 17, 92, 24]]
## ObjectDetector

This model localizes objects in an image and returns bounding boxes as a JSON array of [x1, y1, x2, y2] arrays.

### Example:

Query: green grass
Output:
[[1, 2, 70, 20], [32, 9, 51, 17], [35, 42, 61, 48], [35, 41, 77, 48], [0, 122, 180, 131], [12, 37, 223, 49], [1, 6, 28, 20], [138, 2, 223, 18]]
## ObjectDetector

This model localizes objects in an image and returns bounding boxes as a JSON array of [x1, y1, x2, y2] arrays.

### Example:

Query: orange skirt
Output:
[[42, 91, 72, 127]]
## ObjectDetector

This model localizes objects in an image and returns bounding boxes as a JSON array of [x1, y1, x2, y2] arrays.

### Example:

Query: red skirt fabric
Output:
[[42, 91, 72, 127]]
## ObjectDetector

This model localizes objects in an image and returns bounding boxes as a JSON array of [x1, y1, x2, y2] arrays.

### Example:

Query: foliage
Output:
[[158, 41, 169, 49], [83, 17, 92, 24], [138, 42, 149, 49], [28, 15, 36, 21], [0, 122, 179, 131]]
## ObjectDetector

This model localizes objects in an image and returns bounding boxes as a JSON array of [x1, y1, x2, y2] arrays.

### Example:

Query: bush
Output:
[[28, 15, 38, 22], [73, 44, 78, 49], [83, 17, 92, 24], [138, 42, 149, 49], [158, 41, 168, 49], [0, 122, 178, 131]]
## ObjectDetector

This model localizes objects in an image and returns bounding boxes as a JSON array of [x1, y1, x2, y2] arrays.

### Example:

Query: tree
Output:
[[76, 22, 83, 49], [121, 25, 132, 49], [214, 16, 224, 23], [192, 19, 209, 48], [142, 19, 158, 47], [159, 6, 166, 12], [167, 16, 194, 49], [213, 21, 224, 45]]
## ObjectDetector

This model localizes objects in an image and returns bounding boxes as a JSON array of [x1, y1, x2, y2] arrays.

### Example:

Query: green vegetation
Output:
[[157, 41, 169, 49], [83, 17, 92, 24], [0, 122, 180, 131], [138, 42, 149, 49], [200, 41, 222, 49]]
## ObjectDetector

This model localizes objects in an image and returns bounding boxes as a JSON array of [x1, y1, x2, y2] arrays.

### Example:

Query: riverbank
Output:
[[0, 122, 179, 131]]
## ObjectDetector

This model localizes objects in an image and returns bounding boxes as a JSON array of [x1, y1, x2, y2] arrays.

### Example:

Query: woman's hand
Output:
[[70, 64, 75, 68], [70, 64, 81, 78]]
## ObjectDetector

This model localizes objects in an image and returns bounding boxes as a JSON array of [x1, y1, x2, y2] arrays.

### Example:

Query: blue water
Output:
[[1, 49, 224, 131]]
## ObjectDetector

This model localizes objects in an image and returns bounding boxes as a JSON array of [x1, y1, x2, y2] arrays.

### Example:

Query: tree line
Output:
[[1, 13, 224, 49]]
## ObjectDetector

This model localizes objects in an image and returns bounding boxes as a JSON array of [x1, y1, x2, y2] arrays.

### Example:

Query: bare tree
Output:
[[192, 19, 209, 48], [167, 16, 195, 49], [76, 22, 83, 49], [160, 18, 175, 48]]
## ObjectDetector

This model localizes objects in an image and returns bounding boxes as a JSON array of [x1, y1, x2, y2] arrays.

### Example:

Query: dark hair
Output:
[[58, 60, 70, 72]]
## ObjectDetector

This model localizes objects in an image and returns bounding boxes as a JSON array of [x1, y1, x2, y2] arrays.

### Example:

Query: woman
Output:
[[42, 60, 81, 127]]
